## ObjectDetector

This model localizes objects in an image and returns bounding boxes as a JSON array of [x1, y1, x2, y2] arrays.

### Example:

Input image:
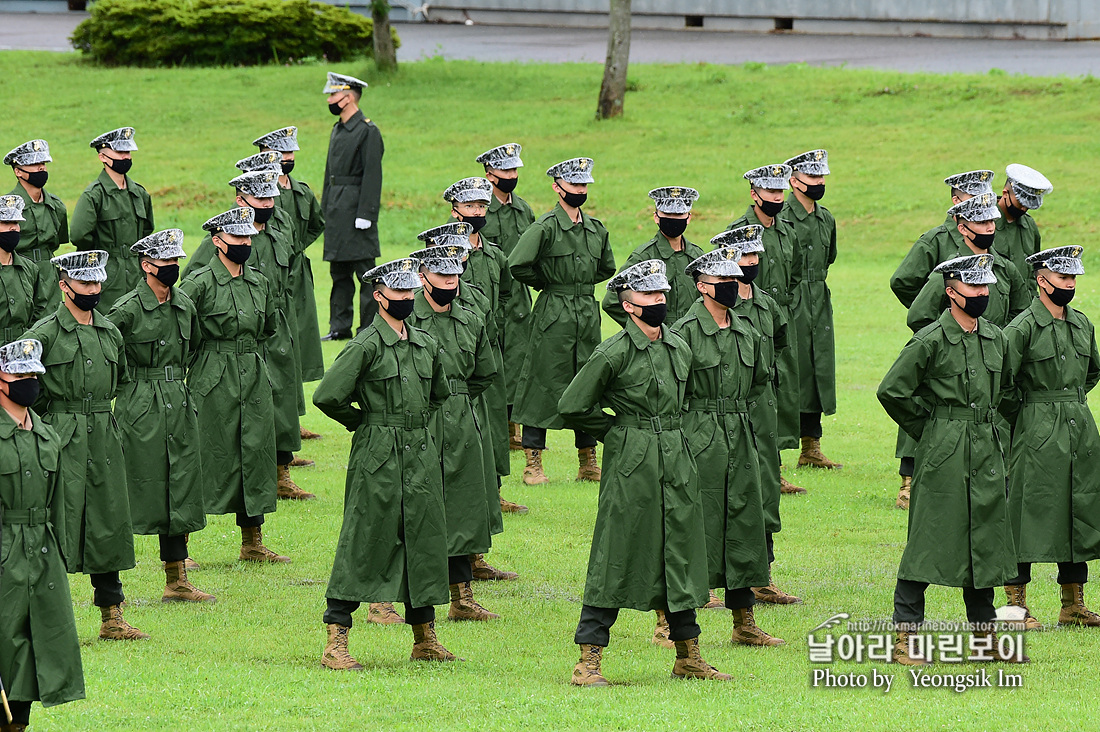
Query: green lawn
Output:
[[2, 52, 1100, 730]]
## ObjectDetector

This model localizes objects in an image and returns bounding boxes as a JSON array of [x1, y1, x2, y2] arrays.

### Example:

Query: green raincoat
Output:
[[484, 192, 535, 404], [601, 233, 704, 328], [7, 183, 67, 307], [275, 175, 325, 382], [0, 252, 51, 344], [889, 215, 964, 309]]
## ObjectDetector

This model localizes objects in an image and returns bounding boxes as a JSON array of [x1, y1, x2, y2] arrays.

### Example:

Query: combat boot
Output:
[[1003, 584, 1043, 631], [276, 463, 316, 500], [289, 455, 315, 467], [1058, 583, 1100, 627], [703, 589, 725, 609], [99, 604, 150, 641], [1, 723, 28, 732], [731, 607, 785, 646], [896, 476, 912, 510], [797, 437, 843, 469], [447, 582, 500, 621], [892, 630, 930, 666], [162, 560, 216, 603], [367, 602, 405, 624], [500, 496, 529, 514], [322, 623, 364, 670], [970, 628, 1030, 663], [239, 526, 291, 563], [780, 475, 806, 494], [300, 426, 322, 440], [651, 610, 674, 649], [411, 621, 461, 661], [577, 447, 601, 482], [470, 553, 519, 581], [672, 637, 732, 681], [752, 566, 801, 605], [571, 644, 609, 686], [523, 448, 549, 485], [509, 421, 522, 451]]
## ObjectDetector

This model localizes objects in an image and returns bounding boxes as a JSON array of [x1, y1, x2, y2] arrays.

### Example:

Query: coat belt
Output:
[[132, 365, 184, 381], [615, 413, 683, 432], [201, 338, 258, 354], [361, 411, 430, 430], [2, 507, 48, 526], [544, 283, 595, 297], [46, 398, 112, 414], [447, 379, 470, 396], [931, 406, 994, 423], [685, 397, 747, 414], [1024, 387, 1086, 404]]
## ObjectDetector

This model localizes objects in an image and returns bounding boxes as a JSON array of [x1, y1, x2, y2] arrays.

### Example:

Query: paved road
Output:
[[4, 12, 1100, 76]]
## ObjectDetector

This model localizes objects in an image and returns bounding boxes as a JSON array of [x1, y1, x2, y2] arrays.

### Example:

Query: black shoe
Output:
[[320, 330, 352, 342]]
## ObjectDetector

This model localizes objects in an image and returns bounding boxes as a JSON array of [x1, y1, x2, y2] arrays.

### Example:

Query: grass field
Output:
[[3, 51, 1100, 730]]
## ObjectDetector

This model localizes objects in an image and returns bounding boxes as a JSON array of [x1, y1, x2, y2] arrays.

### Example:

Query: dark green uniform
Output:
[[180, 257, 277, 518], [23, 306, 133, 574], [601, 234, 704, 328], [70, 170, 155, 312], [275, 175, 325, 382], [0, 252, 51, 344], [877, 310, 1015, 589], [407, 293, 496, 557], [1002, 299, 1100, 564], [484, 192, 535, 404], [0, 411, 84, 708], [509, 204, 616, 430], [780, 197, 837, 416], [559, 320, 707, 612], [7, 183, 67, 308], [994, 210, 1042, 284], [671, 300, 770, 591], [889, 215, 964, 309], [313, 314, 450, 607], [106, 281, 205, 537]]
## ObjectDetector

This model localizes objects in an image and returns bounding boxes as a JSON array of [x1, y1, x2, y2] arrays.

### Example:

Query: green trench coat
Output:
[[728, 207, 799, 448], [509, 204, 616, 430], [672, 300, 770, 590], [877, 310, 1016, 589], [732, 286, 789, 534], [70, 169, 155, 312], [180, 257, 277, 517], [1002, 299, 1100, 564], [107, 281, 205, 536], [890, 215, 965, 309], [0, 253, 51, 344], [483, 193, 535, 404], [23, 305, 133, 574], [8, 183, 67, 309], [408, 293, 497, 556], [601, 233, 704, 328], [275, 175, 325, 382], [321, 110, 383, 262], [559, 319, 708, 613], [781, 197, 837, 415], [0, 413, 84, 707], [313, 315, 450, 607]]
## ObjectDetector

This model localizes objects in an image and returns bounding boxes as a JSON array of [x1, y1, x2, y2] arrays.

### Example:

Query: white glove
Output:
[[355, 218, 372, 230]]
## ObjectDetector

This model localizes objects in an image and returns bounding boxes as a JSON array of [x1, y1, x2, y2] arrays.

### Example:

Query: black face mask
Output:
[[559, 190, 587, 208], [329, 102, 344, 116], [380, 295, 415, 321], [280, 160, 295, 176], [22, 170, 48, 189], [221, 242, 252, 264], [963, 225, 995, 250], [251, 206, 274, 224], [150, 263, 179, 287], [950, 290, 989, 319], [492, 176, 518, 194], [459, 214, 487, 233], [800, 183, 826, 201], [106, 157, 133, 175], [1005, 202, 1027, 219], [657, 216, 688, 239], [738, 264, 760, 284], [707, 280, 741, 308], [1040, 278, 1075, 307], [629, 301, 667, 327], [426, 283, 458, 307], [0, 230, 19, 252], [756, 197, 784, 218], [66, 288, 100, 312], [5, 377, 40, 408]]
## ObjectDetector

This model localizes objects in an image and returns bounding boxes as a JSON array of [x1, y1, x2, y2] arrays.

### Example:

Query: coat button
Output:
[[970, 403, 976, 408], [990, 468, 996, 475], [48, 582, 55, 590], [25, 470, 30, 476], [41, 546, 48, 554], [1070, 419, 1077, 426], [160, 340, 166, 345]]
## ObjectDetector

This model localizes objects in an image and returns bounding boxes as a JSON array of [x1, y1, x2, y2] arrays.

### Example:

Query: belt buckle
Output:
[[404, 412, 414, 430], [81, 397, 94, 414], [164, 365, 175, 382], [715, 398, 727, 416], [650, 415, 662, 433]]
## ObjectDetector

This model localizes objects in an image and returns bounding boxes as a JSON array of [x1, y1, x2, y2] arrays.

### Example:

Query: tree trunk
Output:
[[372, 0, 397, 72], [596, 0, 631, 120]]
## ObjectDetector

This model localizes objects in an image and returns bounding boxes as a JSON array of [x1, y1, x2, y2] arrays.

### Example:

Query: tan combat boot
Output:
[[1058, 583, 1100, 627], [162, 560, 216, 603], [970, 628, 1030, 663], [289, 455, 315, 467], [892, 630, 930, 666], [470, 553, 519, 581], [703, 589, 725, 609], [367, 602, 406, 624], [523, 448, 549, 485], [239, 526, 291, 563], [577, 447, 601, 482], [411, 621, 461, 661], [500, 496, 529, 514], [300, 426, 322, 440], [2, 723, 28, 732], [322, 623, 364, 670], [672, 637, 732, 681], [99, 604, 150, 641], [651, 610, 674, 649], [752, 566, 801, 605], [797, 437, 843, 469], [447, 582, 500, 621], [896, 476, 912, 510], [571, 644, 610, 686], [780, 475, 807, 495], [276, 464, 316, 500], [731, 607, 785, 646], [1004, 584, 1043, 631], [508, 421, 522, 451]]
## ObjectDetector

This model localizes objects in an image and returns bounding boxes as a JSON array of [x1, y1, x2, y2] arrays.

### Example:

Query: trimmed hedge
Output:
[[71, 0, 400, 66]]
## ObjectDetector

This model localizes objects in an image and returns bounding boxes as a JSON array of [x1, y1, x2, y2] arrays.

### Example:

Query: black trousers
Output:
[[1008, 561, 1088, 586], [8, 700, 31, 725], [276, 450, 294, 465], [159, 534, 188, 563], [574, 605, 701, 647], [90, 571, 124, 608], [236, 512, 264, 528], [323, 598, 435, 628], [521, 425, 597, 450], [448, 555, 473, 585], [765, 531, 776, 565], [899, 456, 915, 478], [800, 411, 823, 439], [724, 587, 756, 610], [329, 258, 377, 334], [892, 578, 995, 626]]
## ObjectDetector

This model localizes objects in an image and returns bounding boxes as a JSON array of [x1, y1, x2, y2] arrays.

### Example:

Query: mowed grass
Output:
[[2, 51, 1100, 730]]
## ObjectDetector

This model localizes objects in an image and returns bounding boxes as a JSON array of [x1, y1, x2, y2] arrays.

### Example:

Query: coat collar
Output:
[[135, 279, 184, 311], [624, 318, 676, 350], [55, 302, 110, 332], [0, 407, 50, 439], [784, 197, 815, 221], [937, 307, 994, 343], [1029, 295, 1085, 330], [552, 202, 597, 233], [372, 313, 405, 346], [338, 109, 366, 131]]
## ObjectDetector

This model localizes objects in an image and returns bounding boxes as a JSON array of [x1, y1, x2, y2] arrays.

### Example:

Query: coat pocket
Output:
[[1023, 404, 1058, 451], [189, 358, 226, 398], [615, 435, 651, 477]]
